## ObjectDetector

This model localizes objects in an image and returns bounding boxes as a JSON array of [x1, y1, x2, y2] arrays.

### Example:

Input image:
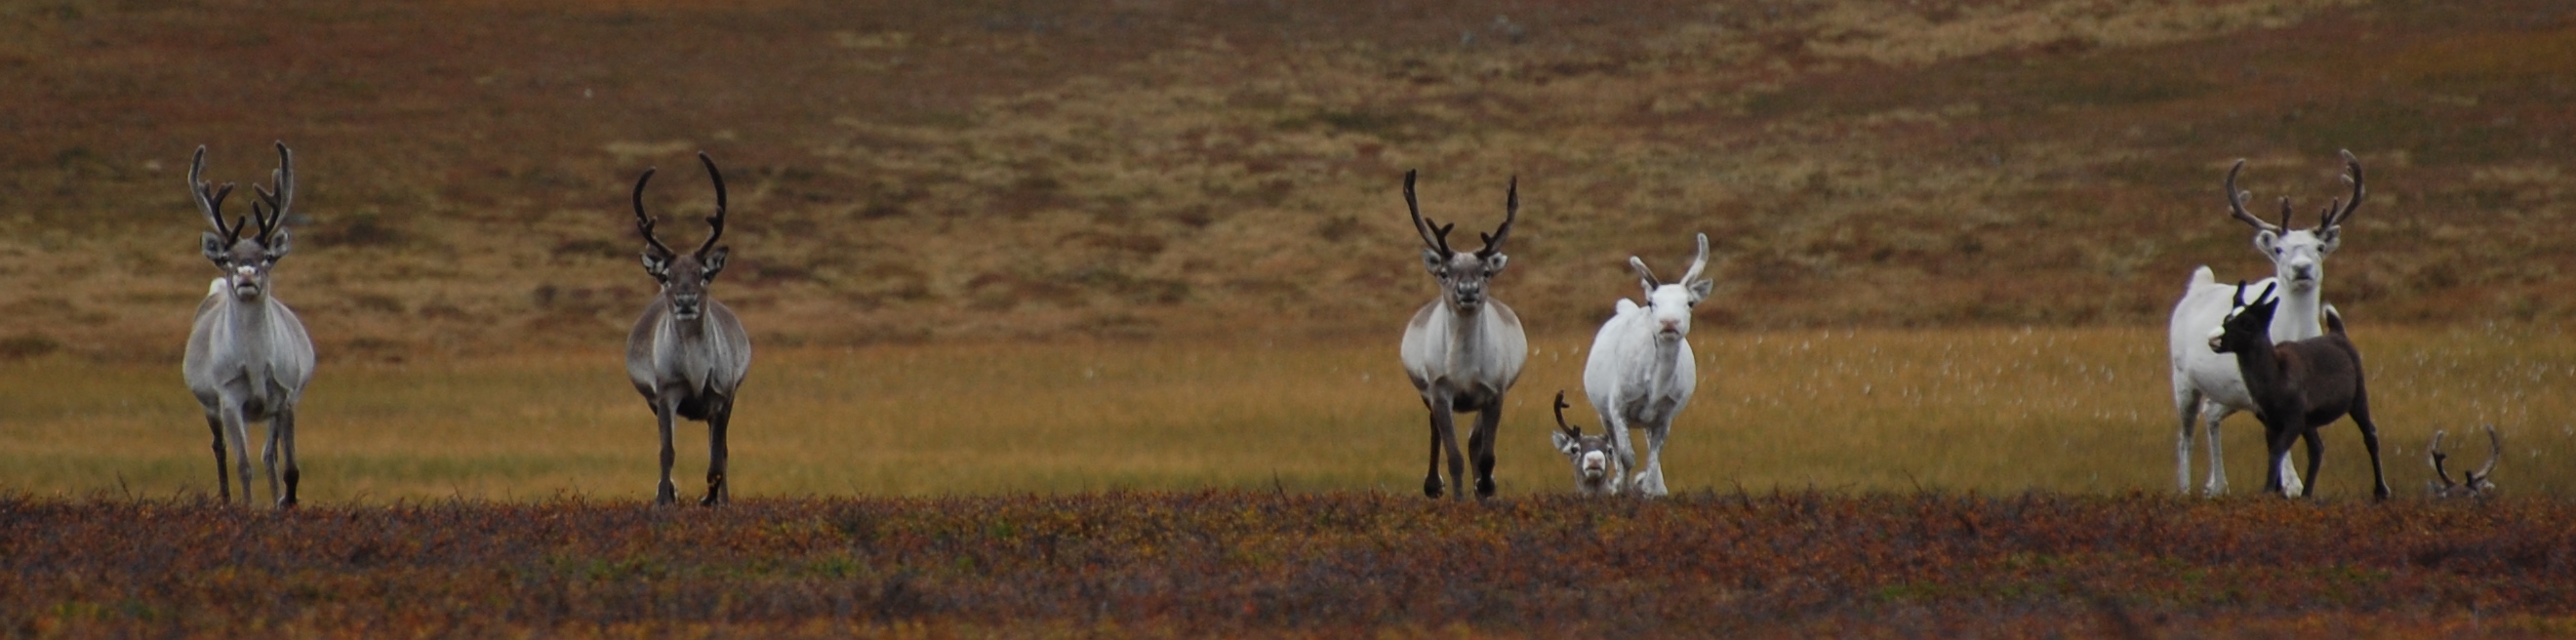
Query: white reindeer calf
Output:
[[1583, 233, 1712, 497]]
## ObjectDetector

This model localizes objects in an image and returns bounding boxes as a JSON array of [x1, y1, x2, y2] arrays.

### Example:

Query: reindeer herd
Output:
[[175, 143, 2508, 507]]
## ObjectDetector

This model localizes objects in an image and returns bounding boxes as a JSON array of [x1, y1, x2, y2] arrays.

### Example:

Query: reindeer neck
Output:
[[2229, 334, 2294, 409], [2269, 285, 2325, 341]]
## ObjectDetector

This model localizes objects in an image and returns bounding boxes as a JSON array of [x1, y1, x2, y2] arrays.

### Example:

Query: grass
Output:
[[8, 492, 2575, 637], [7, 326, 2572, 502]]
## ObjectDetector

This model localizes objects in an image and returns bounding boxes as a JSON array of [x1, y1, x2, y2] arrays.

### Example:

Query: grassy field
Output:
[[8, 326, 2571, 502], [8, 492, 2575, 637]]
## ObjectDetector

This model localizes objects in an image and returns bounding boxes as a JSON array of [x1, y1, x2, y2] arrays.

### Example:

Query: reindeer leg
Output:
[[2296, 428, 2323, 500], [275, 409, 300, 507], [1641, 423, 1670, 497], [702, 400, 730, 506], [224, 402, 257, 506], [1469, 395, 1502, 500], [1421, 397, 1445, 499], [2173, 386, 2200, 496], [2349, 389, 2391, 500], [1433, 396, 1469, 502], [261, 410, 282, 505], [654, 392, 681, 505], [204, 412, 230, 503], [2199, 400, 2234, 496]]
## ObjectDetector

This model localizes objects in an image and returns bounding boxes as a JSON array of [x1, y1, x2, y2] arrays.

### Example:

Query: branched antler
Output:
[[1404, 170, 1456, 257], [187, 146, 242, 243], [249, 141, 294, 244], [2321, 148, 2365, 230], [632, 168, 677, 259], [1553, 391, 1581, 437], [1476, 176, 1517, 258], [2225, 159, 2283, 234], [694, 151, 727, 258]]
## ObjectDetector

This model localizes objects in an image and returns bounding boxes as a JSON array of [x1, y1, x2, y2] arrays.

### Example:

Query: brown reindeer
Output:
[[2206, 281, 2390, 500]]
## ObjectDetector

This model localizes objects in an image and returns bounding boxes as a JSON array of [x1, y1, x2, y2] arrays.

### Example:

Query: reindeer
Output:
[[625, 152, 752, 506], [1549, 391, 1624, 497], [2169, 151, 2364, 496], [1583, 233, 1711, 497], [181, 142, 316, 507], [1397, 170, 1528, 500], [2206, 281, 2391, 500], [2428, 425, 2501, 499]]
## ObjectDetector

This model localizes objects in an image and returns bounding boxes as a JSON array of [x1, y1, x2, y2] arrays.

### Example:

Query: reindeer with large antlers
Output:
[[2429, 426, 2502, 500], [625, 152, 752, 506], [181, 142, 316, 507], [1397, 170, 1528, 500], [2168, 151, 2365, 496]]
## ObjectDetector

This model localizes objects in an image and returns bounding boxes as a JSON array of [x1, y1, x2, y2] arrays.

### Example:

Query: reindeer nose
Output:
[[235, 264, 255, 277]]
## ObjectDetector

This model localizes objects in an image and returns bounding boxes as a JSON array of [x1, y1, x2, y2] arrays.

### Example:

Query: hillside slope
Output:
[[3, 0, 2570, 358]]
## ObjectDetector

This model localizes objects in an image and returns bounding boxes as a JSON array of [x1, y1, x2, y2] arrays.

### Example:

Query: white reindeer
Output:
[[625, 152, 752, 506], [2169, 151, 2363, 496], [181, 142, 316, 507], [1397, 170, 1528, 500], [1583, 233, 1711, 498]]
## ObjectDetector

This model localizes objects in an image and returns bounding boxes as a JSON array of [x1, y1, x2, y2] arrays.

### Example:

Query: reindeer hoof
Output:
[[1474, 477, 1496, 499], [700, 493, 723, 507], [1422, 477, 1444, 499]]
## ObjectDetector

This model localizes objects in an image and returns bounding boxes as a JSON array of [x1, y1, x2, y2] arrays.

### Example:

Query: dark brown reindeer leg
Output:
[[655, 391, 682, 506], [703, 399, 731, 506], [277, 409, 300, 507], [2350, 386, 2392, 500], [1422, 396, 1444, 499], [1469, 394, 1503, 499], [2299, 428, 2324, 500], [205, 413, 229, 502]]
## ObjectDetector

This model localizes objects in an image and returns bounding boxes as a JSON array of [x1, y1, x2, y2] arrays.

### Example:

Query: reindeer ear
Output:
[[702, 246, 729, 280], [1422, 249, 1446, 274], [641, 251, 671, 280], [2252, 229, 2280, 256], [2317, 227, 2342, 254], [1551, 430, 1578, 455], [262, 227, 292, 260], [202, 231, 230, 262], [1481, 253, 1508, 274], [1687, 277, 1714, 304]]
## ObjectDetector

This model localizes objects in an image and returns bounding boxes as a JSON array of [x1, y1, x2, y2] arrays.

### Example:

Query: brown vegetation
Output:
[[8, 492, 2576, 637], [2, 0, 2571, 359]]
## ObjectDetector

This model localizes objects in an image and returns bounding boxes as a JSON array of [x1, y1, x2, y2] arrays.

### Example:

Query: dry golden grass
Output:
[[7, 325, 2570, 502]]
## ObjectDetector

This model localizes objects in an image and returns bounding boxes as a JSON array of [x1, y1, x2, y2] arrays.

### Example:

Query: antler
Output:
[[1476, 176, 1517, 258], [694, 151, 728, 258], [1403, 170, 1456, 257], [1552, 391, 1581, 437], [2474, 424, 2501, 482], [632, 167, 677, 258], [2320, 148, 2365, 230], [186, 145, 242, 243], [1679, 232, 1711, 285], [2224, 160, 2284, 234], [249, 141, 294, 244], [2429, 429, 2458, 486]]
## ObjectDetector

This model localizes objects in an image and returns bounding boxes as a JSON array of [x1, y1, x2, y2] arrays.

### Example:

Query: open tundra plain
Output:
[[6, 0, 2576, 635]]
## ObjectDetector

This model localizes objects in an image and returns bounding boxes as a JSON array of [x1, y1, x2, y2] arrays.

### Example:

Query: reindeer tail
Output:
[[2323, 302, 2346, 336]]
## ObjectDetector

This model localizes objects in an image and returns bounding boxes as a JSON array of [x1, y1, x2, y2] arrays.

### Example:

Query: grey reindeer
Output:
[[625, 152, 752, 506], [1396, 170, 1528, 500], [181, 142, 315, 507]]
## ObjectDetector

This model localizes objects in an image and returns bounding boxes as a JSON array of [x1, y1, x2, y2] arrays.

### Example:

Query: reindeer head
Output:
[[634, 152, 731, 321], [1629, 233, 1713, 342], [1404, 170, 1516, 316], [2227, 150, 2363, 295], [2208, 280, 2280, 355], [190, 143, 297, 302], [2429, 426, 2501, 499], [1548, 391, 1623, 496]]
